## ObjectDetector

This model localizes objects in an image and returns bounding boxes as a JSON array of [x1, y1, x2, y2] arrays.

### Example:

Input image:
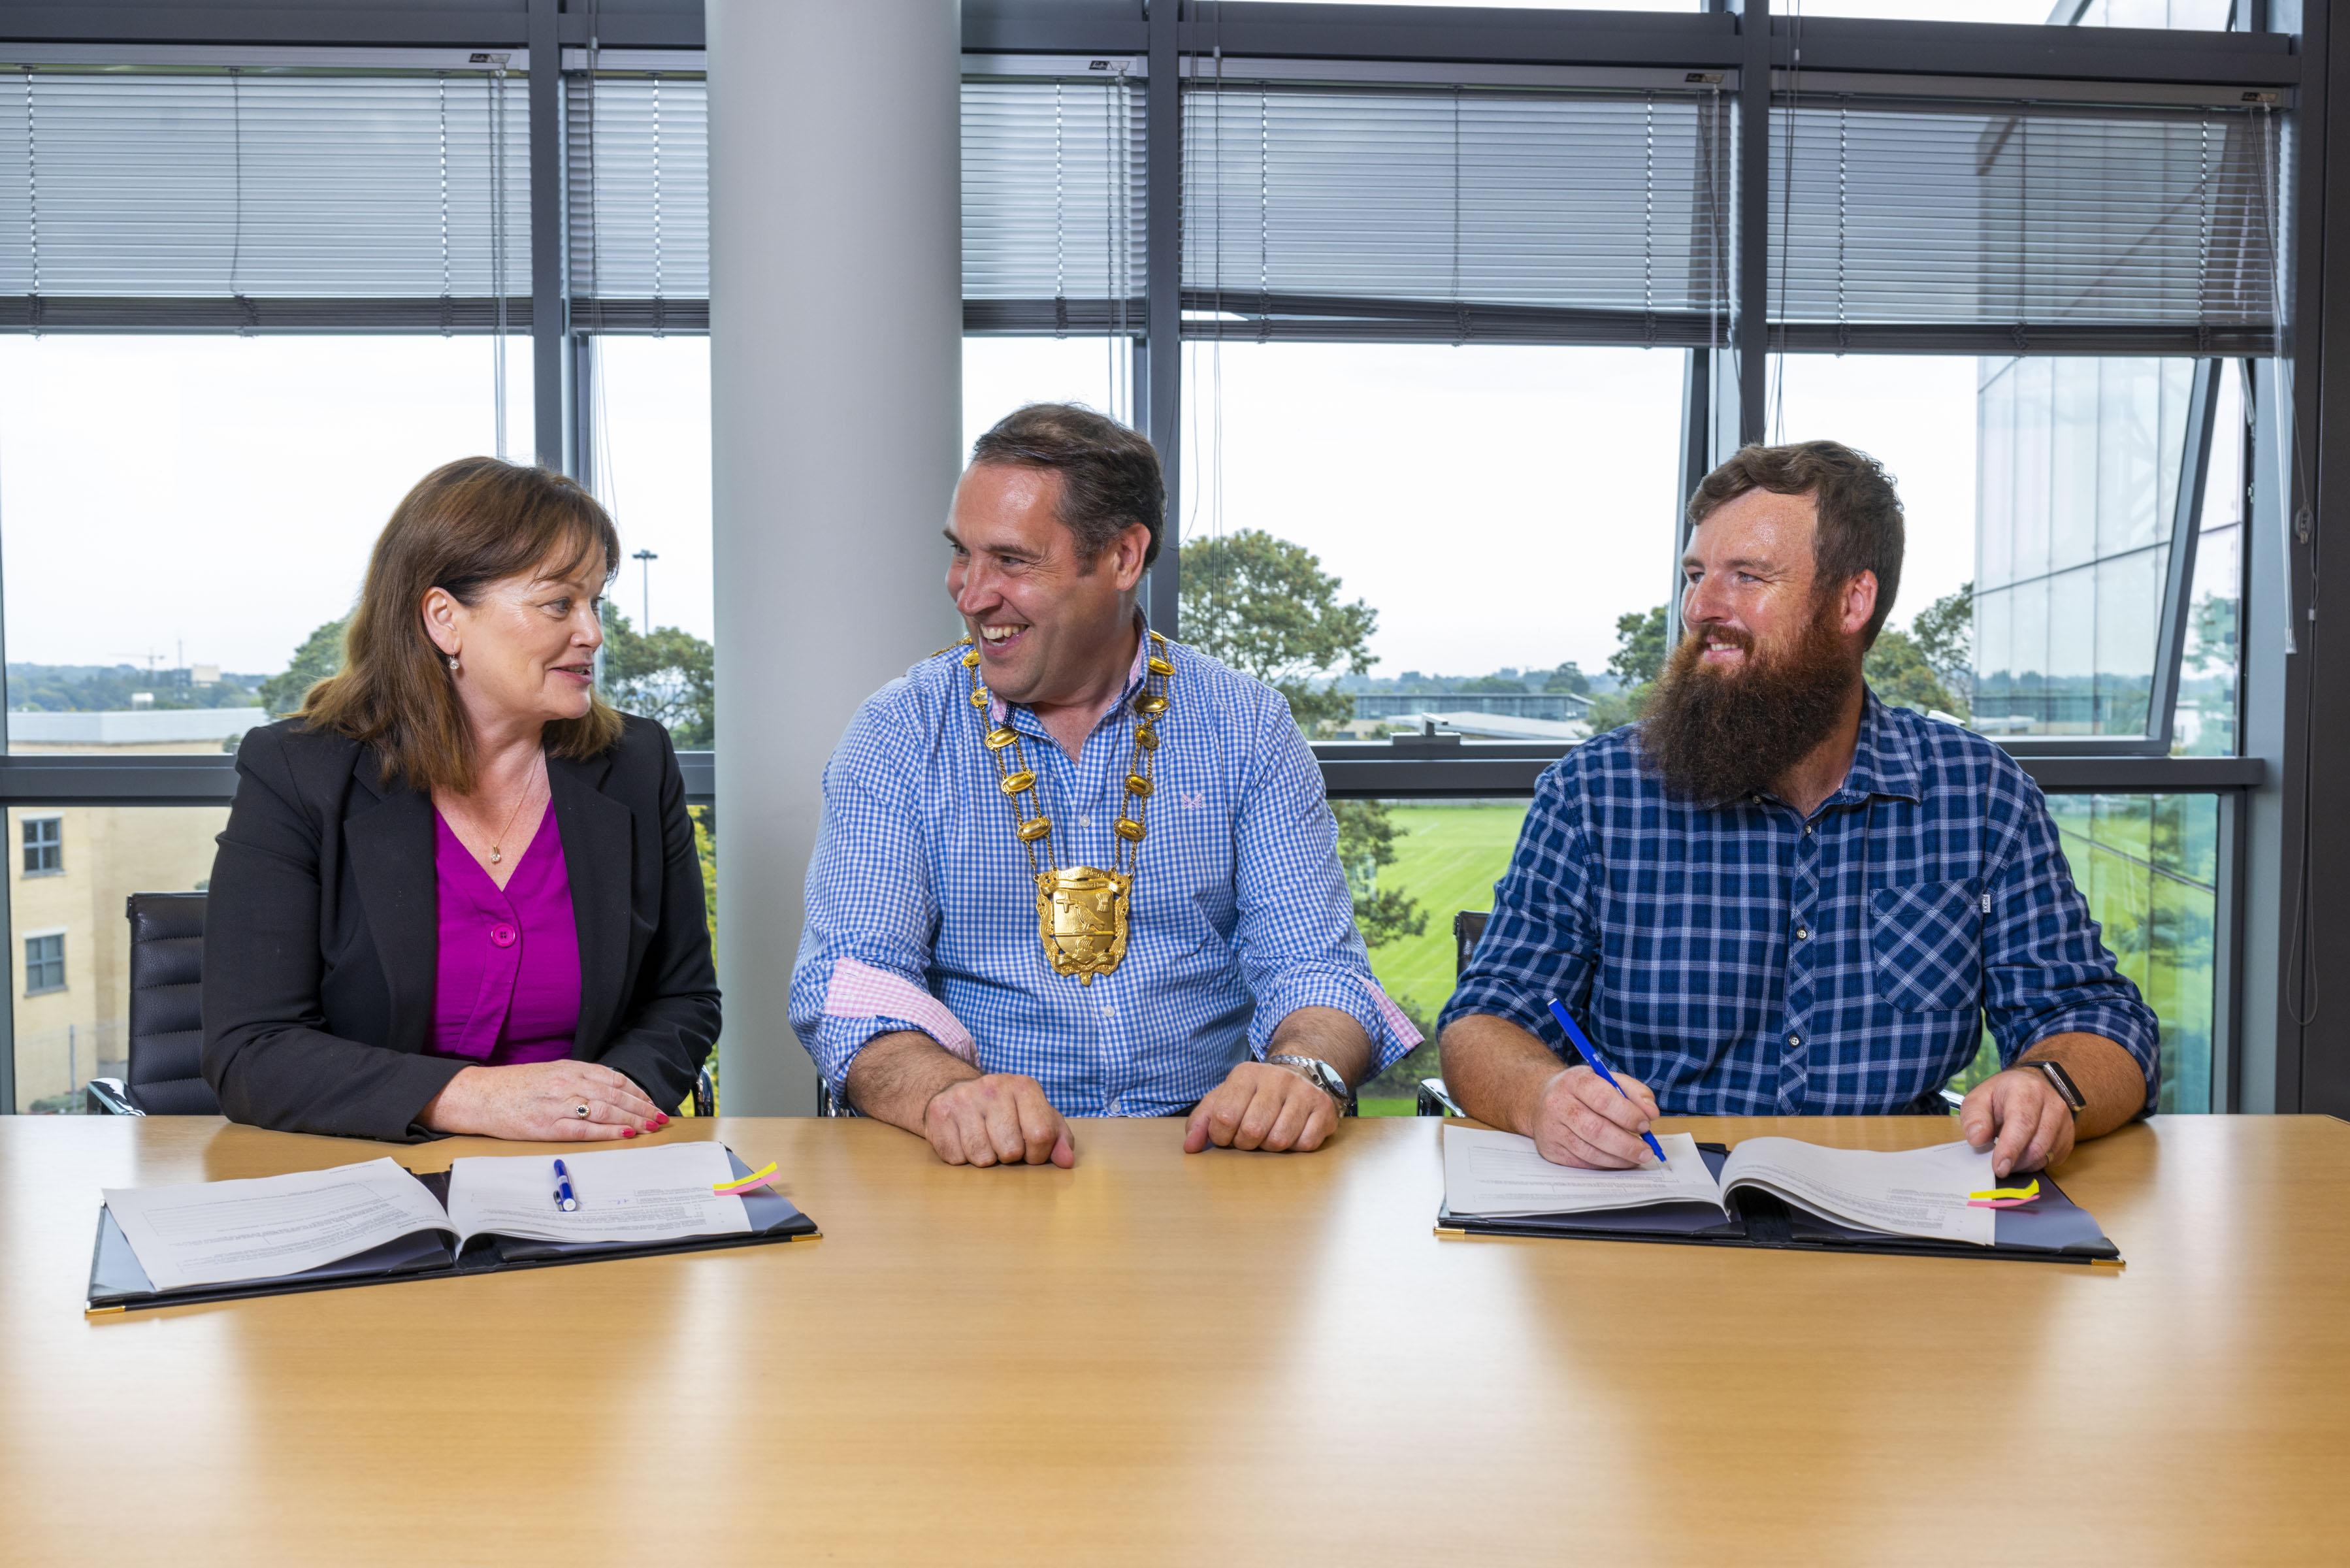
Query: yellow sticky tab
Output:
[[713, 1160, 779, 1195], [1967, 1178, 2041, 1201]]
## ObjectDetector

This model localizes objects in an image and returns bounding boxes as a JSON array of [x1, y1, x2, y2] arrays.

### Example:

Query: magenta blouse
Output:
[[430, 806, 581, 1066]]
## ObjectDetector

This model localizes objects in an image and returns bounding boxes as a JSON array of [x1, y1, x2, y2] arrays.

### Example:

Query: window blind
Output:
[[0, 70, 530, 332], [1179, 83, 1729, 346], [1767, 97, 2282, 355], [567, 74, 1146, 335], [567, 74, 708, 332]]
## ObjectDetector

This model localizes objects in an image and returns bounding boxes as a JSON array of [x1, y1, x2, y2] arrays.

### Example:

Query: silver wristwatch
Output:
[[1265, 1054, 1358, 1118]]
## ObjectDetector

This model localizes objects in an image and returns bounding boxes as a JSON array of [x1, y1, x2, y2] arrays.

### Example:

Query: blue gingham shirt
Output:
[[1440, 691, 2159, 1116], [792, 630, 1417, 1115]]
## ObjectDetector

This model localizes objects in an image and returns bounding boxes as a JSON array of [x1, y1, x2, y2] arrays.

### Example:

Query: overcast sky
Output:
[[0, 332, 1980, 683]]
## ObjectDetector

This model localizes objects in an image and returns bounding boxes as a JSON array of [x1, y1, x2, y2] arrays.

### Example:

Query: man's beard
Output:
[[1639, 596, 1862, 806]]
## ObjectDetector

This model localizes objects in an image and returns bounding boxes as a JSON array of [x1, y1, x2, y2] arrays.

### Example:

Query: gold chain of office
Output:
[[961, 632, 1173, 985]]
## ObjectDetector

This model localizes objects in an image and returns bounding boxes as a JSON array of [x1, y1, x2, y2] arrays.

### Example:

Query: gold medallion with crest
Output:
[[961, 634, 1173, 985]]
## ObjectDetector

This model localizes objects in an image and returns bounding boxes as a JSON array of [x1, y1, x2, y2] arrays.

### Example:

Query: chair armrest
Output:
[[693, 1066, 715, 1119], [86, 1078, 144, 1117], [1416, 1078, 1463, 1117]]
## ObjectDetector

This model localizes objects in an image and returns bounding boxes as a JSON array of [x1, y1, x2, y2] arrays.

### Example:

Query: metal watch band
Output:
[[2031, 1058, 2088, 1116], [1265, 1054, 1358, 1118]]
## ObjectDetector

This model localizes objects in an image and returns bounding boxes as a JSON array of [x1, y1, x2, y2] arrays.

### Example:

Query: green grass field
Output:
[[1363, 802, 1529, 1029]]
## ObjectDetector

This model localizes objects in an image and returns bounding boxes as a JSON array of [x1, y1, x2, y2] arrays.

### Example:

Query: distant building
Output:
[[1351, 690, 1593, 725], [1373, 711, 1591, 743], [8, 708, 261, 1111]]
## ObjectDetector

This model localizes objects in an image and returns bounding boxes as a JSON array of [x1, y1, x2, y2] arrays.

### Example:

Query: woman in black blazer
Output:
[[203, 458, 719, 1142]]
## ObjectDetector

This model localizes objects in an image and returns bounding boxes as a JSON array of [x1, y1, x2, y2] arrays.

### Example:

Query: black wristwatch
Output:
[[2027, 1058, 2087, 1118], [1265, 1054, 1358, 1118]]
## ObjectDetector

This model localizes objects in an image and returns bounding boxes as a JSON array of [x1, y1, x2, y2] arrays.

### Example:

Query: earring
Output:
[[448, 654, 461, 675]]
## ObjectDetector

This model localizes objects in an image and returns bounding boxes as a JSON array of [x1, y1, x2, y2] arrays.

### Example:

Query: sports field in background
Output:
[[1363, 801, 1529, 1028]]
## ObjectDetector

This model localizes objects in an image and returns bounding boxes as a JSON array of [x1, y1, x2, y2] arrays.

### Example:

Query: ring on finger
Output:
[[574, 1103, 590, 1119]]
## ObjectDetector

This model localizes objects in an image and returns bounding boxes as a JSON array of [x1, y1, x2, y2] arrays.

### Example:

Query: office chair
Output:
[[1413, 910, 1487, 1117], [88, 890, 717, 1118], [86, 892, 214, 1115]]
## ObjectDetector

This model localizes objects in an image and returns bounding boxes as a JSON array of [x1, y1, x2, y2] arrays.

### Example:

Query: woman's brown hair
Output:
[[298, 457, 625, 795]]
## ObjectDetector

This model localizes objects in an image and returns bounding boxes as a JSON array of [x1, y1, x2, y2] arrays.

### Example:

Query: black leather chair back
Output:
[[124, 892, 219, 1114], [1453, 909, 1490, 977]]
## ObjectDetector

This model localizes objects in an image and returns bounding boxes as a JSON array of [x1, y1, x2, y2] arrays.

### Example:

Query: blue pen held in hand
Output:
[[1546, 998, 1670, 1166], [553, 1159, 578, 1213]]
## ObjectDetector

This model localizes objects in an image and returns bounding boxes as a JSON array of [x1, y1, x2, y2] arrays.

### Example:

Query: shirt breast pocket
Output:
[[1867, 879, 1984, 1013]]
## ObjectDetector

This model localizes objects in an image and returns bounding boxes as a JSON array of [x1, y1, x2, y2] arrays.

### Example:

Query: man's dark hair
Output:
[[970, 402, 1164, 569], [1686, 439, 1905, 647]]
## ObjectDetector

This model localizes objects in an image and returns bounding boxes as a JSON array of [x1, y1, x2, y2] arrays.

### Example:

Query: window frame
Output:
[[0, 1, 2312, 1119], [18, 815, 61, 878], [20, 930, 65, 998]]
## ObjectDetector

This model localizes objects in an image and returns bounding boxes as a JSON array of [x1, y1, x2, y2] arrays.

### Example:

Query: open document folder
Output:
[[1438, 1126, 2121, 1266], [88, 1142, 819, 1313]]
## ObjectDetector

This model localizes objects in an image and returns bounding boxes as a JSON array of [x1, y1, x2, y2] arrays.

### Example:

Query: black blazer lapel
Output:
[[549, 747, 634, 1058], [342, 751, 438, 1055]]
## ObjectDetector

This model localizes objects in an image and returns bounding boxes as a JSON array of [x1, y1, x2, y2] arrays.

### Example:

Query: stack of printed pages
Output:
[[88, 1141, 818, 1313], [1439, 1126, 2121, 1265]]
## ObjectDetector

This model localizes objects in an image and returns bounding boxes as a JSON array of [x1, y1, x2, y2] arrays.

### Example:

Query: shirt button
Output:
[[1079, 814, 1093, 827], [1803, 824, 1814, 837], [1106, 1096, 1122, 1114], [1795, 926, 1810, 940], [1788, 1033, 1802, 1047], [490, 924, 517, 948]]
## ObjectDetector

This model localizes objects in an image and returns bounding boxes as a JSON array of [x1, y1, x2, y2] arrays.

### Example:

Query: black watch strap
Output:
[[2029, 1058, 2087, 1116]]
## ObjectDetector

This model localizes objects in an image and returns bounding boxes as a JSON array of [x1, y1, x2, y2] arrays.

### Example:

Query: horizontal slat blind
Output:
[[1179, 83, 1727, 346], [567, 74, 1147, 334], [962, 76, 1146, 331], [1767, 97, 2282, 354], [566, 74, 708, 331], [0, 70, 529, 330]]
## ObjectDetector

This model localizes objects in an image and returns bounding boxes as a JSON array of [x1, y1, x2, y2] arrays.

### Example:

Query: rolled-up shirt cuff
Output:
[[1252, 970, 1423, 1073], [815, 956, 979, 1093], [1437, 980, 1561, 1051]]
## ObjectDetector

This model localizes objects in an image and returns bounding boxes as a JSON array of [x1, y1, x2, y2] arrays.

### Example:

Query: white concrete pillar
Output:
[[708, 0, 963, 1113]]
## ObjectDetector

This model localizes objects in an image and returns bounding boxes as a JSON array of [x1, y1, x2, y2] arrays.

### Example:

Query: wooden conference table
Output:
[[5, 1113, 2347, 1566]]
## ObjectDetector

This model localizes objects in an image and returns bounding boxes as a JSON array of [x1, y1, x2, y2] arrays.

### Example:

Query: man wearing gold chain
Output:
[[791, 404, 1420, 1168]]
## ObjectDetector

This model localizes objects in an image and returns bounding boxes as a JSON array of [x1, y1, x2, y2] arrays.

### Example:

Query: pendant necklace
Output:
[[482, 753, 546, 867]]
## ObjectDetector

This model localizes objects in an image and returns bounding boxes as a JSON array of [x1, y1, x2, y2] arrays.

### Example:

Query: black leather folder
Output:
[[87, 1147, 819, 1313], [1437, 1143, 2122, 1266]]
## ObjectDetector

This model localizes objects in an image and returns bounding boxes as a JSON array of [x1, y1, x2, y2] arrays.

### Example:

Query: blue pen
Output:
[[553, 1158, 578, 1213], [1547, 998, 1669, 1166]]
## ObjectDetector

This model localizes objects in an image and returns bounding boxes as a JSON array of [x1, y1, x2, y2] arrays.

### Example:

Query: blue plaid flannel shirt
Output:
[[792, 630, 1418, 1116], [1439, 691, 2159, 1116]]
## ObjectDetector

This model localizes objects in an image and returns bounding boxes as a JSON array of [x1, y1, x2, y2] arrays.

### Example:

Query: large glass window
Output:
[[585, 335, 715, 748], [1354, 798, 1529, 1115], [1181, 342, 1684, 732], [1769, 353, 2224, 743], [2177, 363, 2245, 756], [964, 336, 1134, 452], [0, 335, 531, 753], [10, 807, 227, 1112], [1974, 357, 2193, 739]]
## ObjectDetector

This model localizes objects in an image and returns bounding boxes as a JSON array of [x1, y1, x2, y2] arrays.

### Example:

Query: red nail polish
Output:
[[624, 1127, 638, 1137], [654, 1113, 668, 1126]]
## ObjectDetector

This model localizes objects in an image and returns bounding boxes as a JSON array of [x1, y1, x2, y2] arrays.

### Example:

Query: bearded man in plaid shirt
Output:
[[1439, 441, 2159, 1181]]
